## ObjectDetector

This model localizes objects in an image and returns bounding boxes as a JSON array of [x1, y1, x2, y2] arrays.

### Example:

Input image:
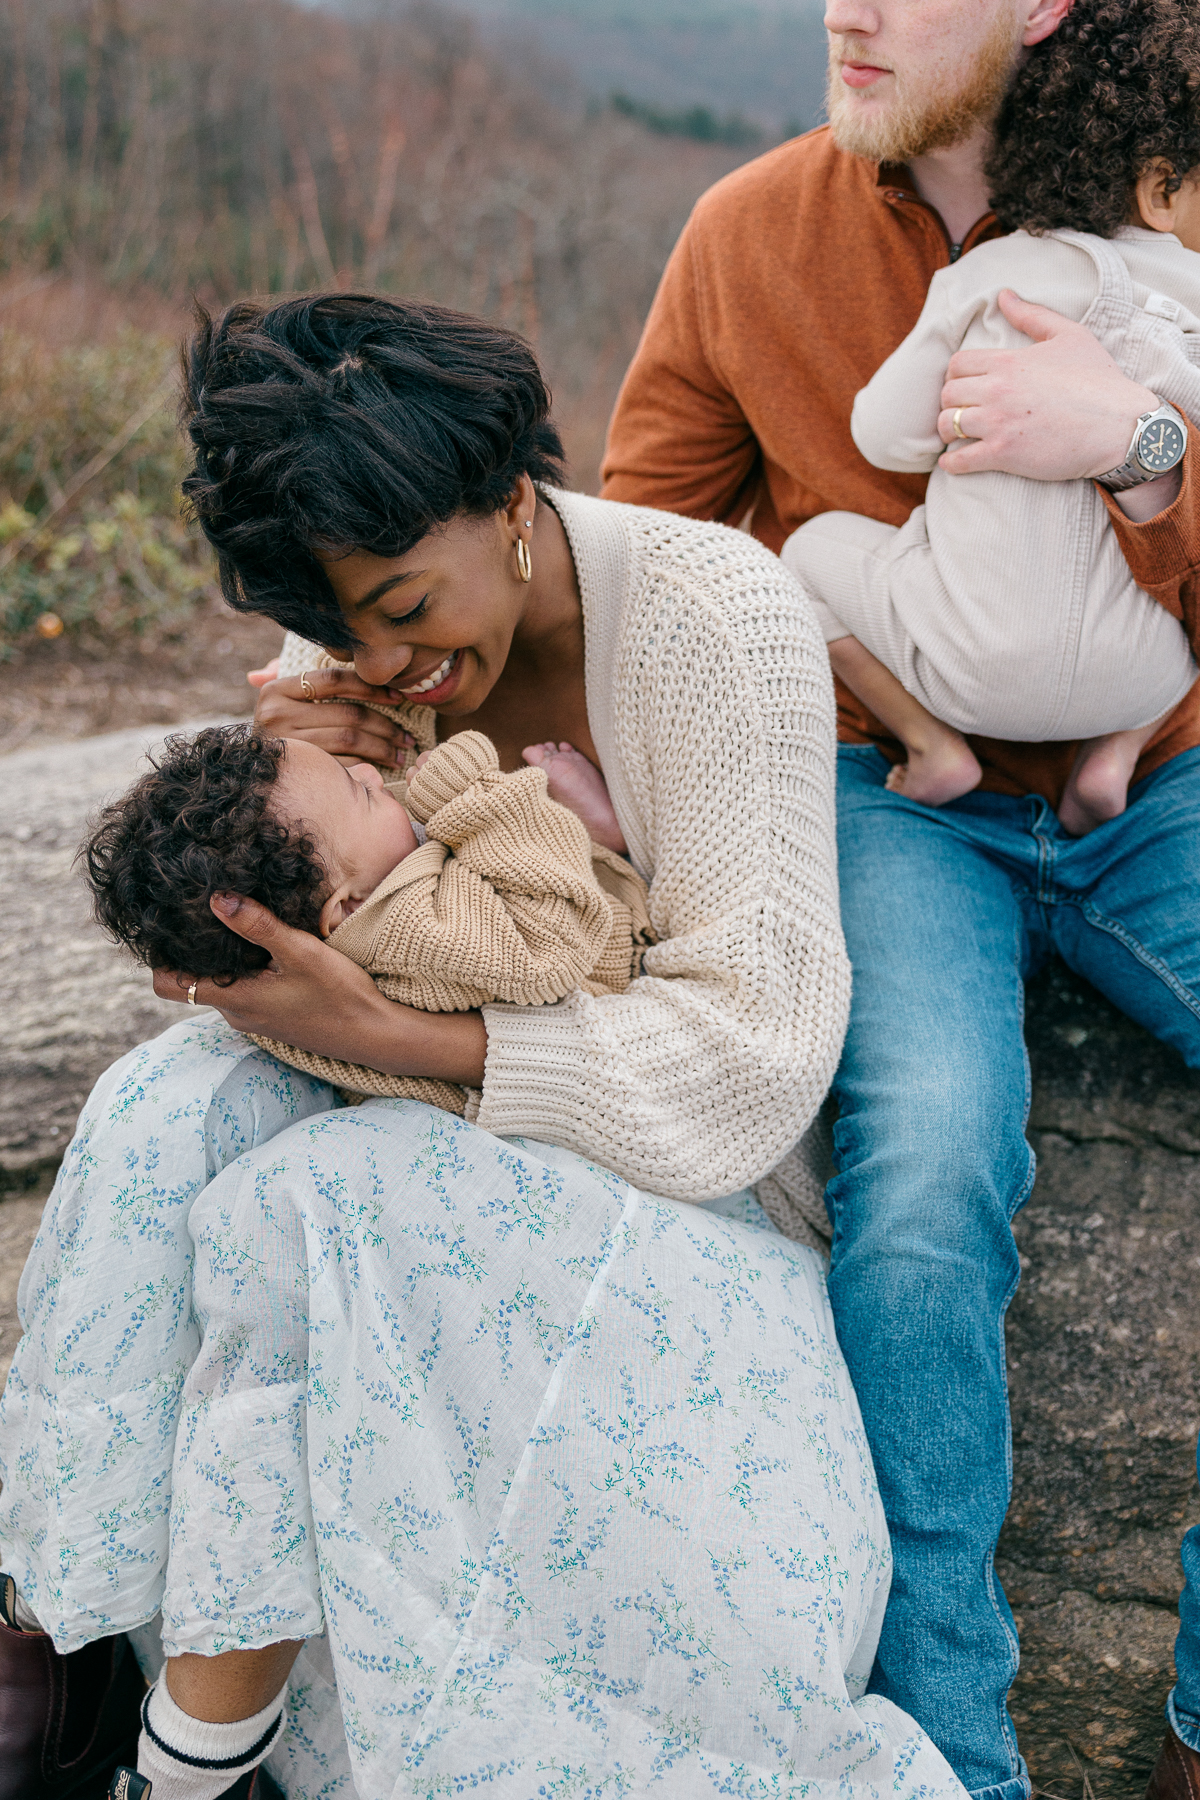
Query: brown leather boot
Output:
[[0, 1574, 145, 1799], [1146, 1728, 1200, 1800]]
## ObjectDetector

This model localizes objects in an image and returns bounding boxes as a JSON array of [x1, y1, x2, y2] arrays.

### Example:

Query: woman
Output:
[[0, 295, 959, 1800]]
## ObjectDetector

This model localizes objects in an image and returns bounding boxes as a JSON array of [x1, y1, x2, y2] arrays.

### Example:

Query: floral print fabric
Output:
[[0, 1022, 964, 1800]]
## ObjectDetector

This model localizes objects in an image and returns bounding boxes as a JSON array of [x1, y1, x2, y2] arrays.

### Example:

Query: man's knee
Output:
[[830, 1053, 1033, 1275]]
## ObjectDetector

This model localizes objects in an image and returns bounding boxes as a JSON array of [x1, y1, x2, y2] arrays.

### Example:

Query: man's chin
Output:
[[829, 97, 898, 161], [827, 90, 927, 163]]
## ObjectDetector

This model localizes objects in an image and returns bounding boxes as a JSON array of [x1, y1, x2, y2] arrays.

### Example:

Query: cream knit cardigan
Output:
[[277, 488, 849, 1208]]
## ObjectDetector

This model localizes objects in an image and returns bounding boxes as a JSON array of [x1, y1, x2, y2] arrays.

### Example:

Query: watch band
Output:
[[1098, 401, 1188, 492]]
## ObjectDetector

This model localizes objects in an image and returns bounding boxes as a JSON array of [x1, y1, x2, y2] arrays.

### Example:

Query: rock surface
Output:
[[0, 727, 1197, 1798], [0, 723, 225, 1187], [1003, 963, 1200, 1798]]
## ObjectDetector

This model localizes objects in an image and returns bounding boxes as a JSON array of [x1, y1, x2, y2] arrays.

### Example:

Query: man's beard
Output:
[[826, 10, 1023, 163]]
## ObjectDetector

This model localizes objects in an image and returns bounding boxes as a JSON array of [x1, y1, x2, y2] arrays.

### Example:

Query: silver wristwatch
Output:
[[1097, 400, 1188, 491]]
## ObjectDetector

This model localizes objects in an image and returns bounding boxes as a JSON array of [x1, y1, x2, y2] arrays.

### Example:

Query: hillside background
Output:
[[368, 0, 829, 139], [0, 0, 827, 702]]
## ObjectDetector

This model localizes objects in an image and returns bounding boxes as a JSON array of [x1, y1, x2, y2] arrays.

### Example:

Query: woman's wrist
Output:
[[357, 993, 488, 1088]]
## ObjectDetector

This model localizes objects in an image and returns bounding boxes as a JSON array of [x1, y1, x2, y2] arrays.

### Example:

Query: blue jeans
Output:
[[829, 744, 1200, 1799]]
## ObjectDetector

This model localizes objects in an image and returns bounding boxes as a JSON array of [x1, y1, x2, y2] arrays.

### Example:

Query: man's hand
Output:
[[154, 895, 487, 1086], [252, 663, 415, 768], [936, 289, 1162, 483]]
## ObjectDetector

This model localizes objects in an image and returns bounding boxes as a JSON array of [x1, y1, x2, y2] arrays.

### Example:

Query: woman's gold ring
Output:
[[952, 407, 967, 440], [186, 980, 199, 1007], [300, 671, 316, 701]]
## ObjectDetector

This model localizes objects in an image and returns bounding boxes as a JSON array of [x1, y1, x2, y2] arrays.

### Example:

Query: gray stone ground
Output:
[[1003, 969, 1199, 1797], [0, 724, 223, 1187], [0, 727, 1197, 1797]]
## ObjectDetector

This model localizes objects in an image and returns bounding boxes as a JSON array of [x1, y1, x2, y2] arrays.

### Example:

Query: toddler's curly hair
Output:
[[986, 0, 1200, 236], [83, 724, 327, 983]]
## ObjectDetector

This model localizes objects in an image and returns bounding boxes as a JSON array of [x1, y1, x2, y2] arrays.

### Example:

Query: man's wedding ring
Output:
[[186, 980, 199, 1007], [300, 671, 316, 700], [952, 407, 967, 439]]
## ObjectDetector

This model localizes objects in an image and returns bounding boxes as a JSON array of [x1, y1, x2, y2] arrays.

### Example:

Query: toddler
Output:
[[85, 723, 652, 1114], [782, 24, 1200, 835]]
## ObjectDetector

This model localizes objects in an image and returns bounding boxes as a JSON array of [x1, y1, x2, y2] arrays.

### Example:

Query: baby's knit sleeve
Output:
[[850, 263, 974, 472]]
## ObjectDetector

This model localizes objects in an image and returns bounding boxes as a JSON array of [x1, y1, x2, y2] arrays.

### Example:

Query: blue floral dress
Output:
[[0, 1019, 964, 1800]]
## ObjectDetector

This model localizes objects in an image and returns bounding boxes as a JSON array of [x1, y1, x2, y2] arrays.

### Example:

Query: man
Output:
[[601, 2, 1200, 1797]]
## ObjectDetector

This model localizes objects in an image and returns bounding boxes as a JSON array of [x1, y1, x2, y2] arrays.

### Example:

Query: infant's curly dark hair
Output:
[[82, 724, 327, 983], [986, 0, 1200, 236]]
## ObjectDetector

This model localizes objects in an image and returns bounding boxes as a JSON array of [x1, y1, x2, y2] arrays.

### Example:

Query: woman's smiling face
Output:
[[319, 484, 535, 716]]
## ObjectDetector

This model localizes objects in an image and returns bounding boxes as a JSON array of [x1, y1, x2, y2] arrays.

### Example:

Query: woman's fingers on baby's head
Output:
[[246, 657, 281, 688]]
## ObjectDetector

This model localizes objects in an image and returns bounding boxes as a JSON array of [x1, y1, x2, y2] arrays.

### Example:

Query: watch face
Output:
[[1138, 416, 1186, 472]]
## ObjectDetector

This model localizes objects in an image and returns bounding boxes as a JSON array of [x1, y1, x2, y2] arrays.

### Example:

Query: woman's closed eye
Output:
[[385, 594, 429, 629]]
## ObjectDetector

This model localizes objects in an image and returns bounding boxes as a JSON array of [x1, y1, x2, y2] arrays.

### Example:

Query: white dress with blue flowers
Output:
[[0, 1018, 964, 1800]]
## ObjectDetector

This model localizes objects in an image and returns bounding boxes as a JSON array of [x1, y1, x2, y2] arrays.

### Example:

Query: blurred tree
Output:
[[0, 0, 764, 650]]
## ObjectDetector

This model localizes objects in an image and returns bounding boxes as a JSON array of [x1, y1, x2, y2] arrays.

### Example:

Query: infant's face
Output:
[[274, 738, 418, 935]]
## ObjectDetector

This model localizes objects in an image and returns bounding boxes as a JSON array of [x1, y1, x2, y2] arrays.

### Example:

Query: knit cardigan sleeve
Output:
[[473, 498, 851, 1203]]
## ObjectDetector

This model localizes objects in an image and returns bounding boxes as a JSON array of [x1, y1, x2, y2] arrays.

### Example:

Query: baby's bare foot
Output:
[[1058, 736, 1138, 837], [884, 733, 982, 807], [522, 740, 627, 853]]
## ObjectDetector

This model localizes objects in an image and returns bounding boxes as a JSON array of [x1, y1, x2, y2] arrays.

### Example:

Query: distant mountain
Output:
[[317, 0, 831, 137], [464, 0, 830, 136]]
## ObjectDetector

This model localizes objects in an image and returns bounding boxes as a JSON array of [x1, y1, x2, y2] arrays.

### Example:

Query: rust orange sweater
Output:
[[601, 127, 1200, 803]]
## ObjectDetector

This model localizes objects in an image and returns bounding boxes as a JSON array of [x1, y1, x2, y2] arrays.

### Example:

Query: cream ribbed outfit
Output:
[[276, 485, 849, 1208], [781, 227, 1200, 741], [249, 729, 654, 1117]]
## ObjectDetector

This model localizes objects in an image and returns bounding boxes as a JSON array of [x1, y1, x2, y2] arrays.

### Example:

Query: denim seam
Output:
[[1074, 898, 1200, 1024], [1012, 950, 1034, 1214], [1032, 805, 1058, 909], [985, 918, 1036, 1784], [985, 1249, 1026, 1783]]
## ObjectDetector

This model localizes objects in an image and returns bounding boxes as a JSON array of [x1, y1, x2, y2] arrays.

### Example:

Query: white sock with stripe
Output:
[[134, 1676, 287, 1800]]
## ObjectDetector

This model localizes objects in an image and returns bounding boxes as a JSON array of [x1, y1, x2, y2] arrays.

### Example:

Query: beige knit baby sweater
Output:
[[276, 486, 849, 1208], [250, 730, 654, 1116]]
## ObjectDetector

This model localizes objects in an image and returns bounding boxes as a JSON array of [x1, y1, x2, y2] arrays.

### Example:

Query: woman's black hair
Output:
[[986, 0, 1200, 236], [83, 724, 327, 982], [180, 293, 568, 650]]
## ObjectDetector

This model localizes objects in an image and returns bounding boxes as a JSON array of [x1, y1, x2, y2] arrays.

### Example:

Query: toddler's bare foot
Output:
[[885, 729, 982, 806], [1058, 734, 1140, 837], [522, 740, 627, 853]]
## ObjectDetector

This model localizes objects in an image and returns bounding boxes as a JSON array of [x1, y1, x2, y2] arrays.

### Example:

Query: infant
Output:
[[783, 151, 1200, 835], [84, 724, 653, 1115]]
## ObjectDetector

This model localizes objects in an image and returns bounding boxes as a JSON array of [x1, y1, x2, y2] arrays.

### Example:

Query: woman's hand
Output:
[[153, 895, 488, 1087], [252, 664, 416, 768], [936, 290, 1169, 492]]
